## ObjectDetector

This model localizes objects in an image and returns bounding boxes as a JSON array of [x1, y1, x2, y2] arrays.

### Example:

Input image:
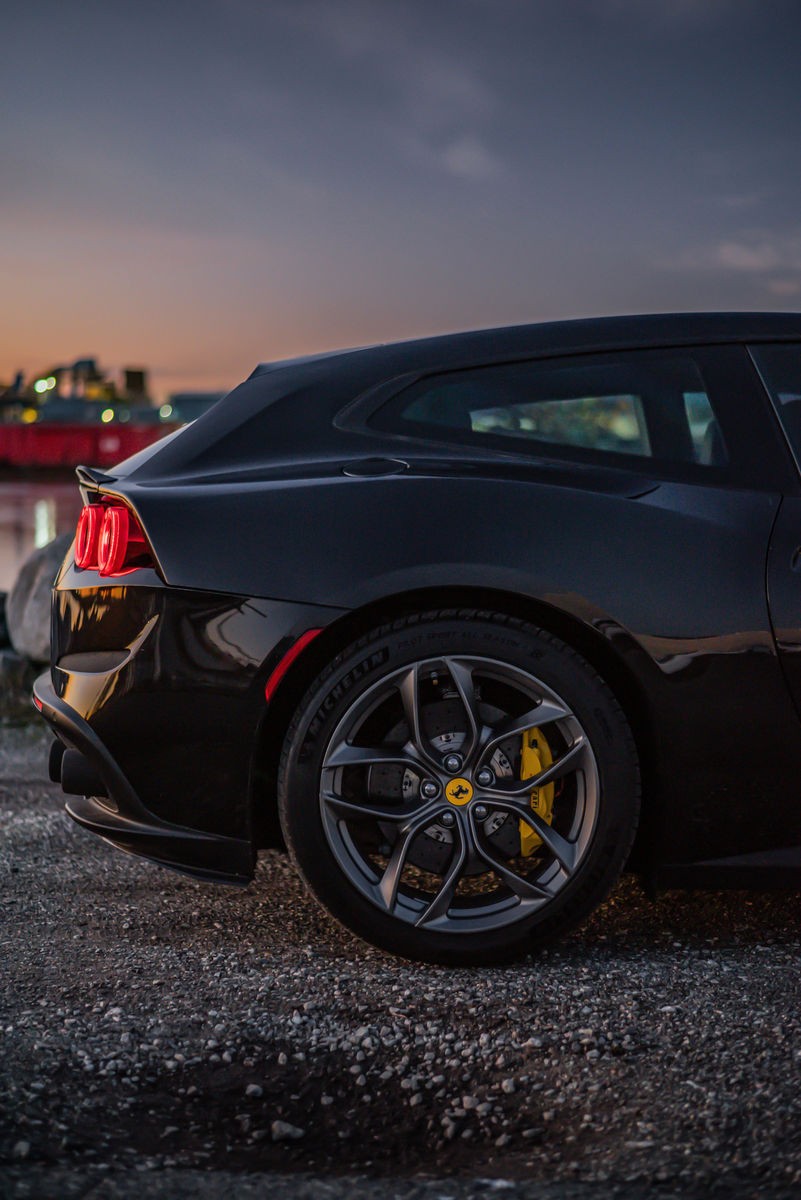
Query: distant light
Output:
[[101, 408, 115, 423], [159, 403, 173, 419], [33, 379, 48, 394], [22, 407, 38, 423], [34, 499, 56, 549], [46, 376, 57, 389]]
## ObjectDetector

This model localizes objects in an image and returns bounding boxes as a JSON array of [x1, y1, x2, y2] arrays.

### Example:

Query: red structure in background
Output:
[[1, 357, 224, 469], [0, 357, 178, 469], [0, 422, 171, 468]]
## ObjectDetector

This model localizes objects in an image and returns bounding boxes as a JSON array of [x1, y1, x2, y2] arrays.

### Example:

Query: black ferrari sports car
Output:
[[34, 313, 801, 963]]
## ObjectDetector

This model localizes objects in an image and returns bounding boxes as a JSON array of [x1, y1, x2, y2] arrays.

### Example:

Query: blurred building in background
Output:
[[0, 359, 224, 469]]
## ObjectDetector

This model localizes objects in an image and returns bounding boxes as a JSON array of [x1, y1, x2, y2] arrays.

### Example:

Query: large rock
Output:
[[6, 534, 72, 663], [0, 649, 39, 722]]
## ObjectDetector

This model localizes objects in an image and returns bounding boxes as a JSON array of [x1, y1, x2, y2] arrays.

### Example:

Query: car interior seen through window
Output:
[[381, 353, 729, 469]]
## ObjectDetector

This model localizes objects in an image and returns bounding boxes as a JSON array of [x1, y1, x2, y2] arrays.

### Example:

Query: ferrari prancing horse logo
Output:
[[445, 778, 474, 806]]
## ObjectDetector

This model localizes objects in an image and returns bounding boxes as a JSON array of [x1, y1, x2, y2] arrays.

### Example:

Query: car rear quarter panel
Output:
[[118, 468, 801, 865], [50, 576, 341, 839]]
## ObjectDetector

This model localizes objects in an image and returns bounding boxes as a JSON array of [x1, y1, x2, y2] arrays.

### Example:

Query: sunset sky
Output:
[[3, 0, 801, 401]]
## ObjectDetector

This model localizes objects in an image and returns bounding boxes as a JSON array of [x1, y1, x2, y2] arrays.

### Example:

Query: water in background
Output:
[[0, 478, 82, 592]]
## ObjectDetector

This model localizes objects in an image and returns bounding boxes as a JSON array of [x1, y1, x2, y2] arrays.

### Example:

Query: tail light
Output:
[[74, 504, 104, 568], [73, 499, 156, 577]]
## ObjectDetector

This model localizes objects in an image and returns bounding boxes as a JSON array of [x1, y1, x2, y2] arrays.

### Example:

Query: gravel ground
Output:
[[1, 722, 799, 1199]]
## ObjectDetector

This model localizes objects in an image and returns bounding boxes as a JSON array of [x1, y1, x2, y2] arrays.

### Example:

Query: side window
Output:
[[750, 344, 801, 462], [375, 351, 729, 470], [470, 393, 650, 455]]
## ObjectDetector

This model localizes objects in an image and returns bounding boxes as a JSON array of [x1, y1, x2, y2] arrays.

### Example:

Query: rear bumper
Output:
[[43, 569, 344, 848], [34, 673, 254, 883]]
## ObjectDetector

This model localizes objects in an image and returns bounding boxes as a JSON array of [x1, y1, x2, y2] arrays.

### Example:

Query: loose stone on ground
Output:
[[0, 724, 799, 1199]]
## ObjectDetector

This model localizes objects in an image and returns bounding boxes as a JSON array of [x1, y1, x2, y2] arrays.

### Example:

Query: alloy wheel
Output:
[[318, 655, 599, 935]]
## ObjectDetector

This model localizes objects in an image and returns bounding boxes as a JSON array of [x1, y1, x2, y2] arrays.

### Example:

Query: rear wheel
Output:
[[278, 611, 640, 964]]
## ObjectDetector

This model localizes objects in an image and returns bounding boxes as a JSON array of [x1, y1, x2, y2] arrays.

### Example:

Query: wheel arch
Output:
[[250, 586, 660, 870]]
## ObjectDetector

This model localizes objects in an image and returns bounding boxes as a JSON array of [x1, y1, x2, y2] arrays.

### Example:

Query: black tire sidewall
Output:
[[278, 614, 639, 965]]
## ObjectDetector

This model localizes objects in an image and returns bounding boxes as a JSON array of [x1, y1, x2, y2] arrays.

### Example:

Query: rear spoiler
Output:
[[76, 464, 117, 488]]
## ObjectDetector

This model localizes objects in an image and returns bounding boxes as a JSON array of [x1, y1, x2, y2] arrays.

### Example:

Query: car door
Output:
[[752, 342, 801, 721]]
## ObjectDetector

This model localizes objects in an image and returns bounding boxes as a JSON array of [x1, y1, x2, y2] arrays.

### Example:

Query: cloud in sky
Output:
[[663, 232, 801, 275], [715, 234, 801, 298], [767, 279, 801, 297], [265, 0, 500, 182], [716, 240, 783, 273], [715, 192, 770, 211], [441, 135, 502, 181], [590, 0, 759, 32]]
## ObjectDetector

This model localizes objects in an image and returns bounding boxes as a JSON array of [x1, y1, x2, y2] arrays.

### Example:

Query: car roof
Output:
[[123, 312, 801, 483], [251, 312, 801, 381]]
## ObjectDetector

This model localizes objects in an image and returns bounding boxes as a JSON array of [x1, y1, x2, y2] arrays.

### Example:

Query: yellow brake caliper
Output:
[[519, 726, 555, 856]]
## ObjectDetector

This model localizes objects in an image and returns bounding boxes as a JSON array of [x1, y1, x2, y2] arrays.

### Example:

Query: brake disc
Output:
[[366, 696, 554, 875]]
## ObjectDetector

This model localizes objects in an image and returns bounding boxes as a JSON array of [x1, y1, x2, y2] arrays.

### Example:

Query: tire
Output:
[[278, 610, 640, 965]]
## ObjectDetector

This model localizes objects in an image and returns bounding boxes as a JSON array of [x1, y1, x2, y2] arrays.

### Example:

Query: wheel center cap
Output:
[[445, 777, 473, 806]]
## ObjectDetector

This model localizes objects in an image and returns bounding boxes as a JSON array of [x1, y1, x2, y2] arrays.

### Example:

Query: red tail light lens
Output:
[[74, 504, 104, 568], [98, 507, 130, 575], [74, 500, 155, 577]]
